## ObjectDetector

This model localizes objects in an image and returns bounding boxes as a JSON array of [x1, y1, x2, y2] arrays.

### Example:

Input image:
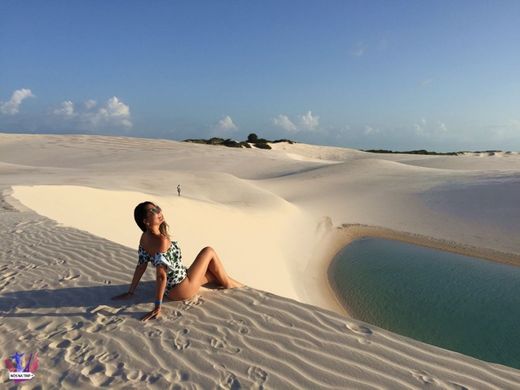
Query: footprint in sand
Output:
[[40, 321, 85, 342], [53, 258, 67, 265], [345, 321, 372, 335], [210, 337, 241, 354], [89, 305, 124, 315], [410, 370, 468, 390], [64, 343, 95, 365], [59, 271, 80, 282], [247, 366, 268, 388], [213, 364, 242, 390], [182, 295, 204, 310], [0, 273, 15, 291], [173, 328, 191, 350], [159, 369, 188, 384], [81, 363, 107, 385], [261, 313, 294, 328], [31, 279, 49, 289], [33, 321, 53, 331], [50, 339, 72, 349], [165, 310, 183, 321], [227, 319, 250, 335], [411, 369, 434, 385], [145, 328, 163, 338], [124, 368, 144, 382], [85, 312, 123, 333], [250, 291, 269, 306], [345, 321, 372, 344], [97, 351, 121, 364]]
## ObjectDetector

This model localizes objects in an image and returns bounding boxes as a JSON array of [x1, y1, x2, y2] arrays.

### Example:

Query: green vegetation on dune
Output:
[[363, 149, 505, 156], [183, 133, 295, 150]]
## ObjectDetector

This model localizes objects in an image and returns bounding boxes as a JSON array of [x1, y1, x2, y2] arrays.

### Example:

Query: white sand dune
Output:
[[2, 133, 520, 388]]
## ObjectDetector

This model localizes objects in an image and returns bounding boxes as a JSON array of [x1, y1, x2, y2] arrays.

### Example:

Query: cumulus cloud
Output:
[[53, 100, 75, 117], [84, 99, 97, 110], [273, 114, 297, 132], [300, 111, 320, 130], [95, 97, 132, 128], [273, 111, 321, 133], [52, 96, 132, 129], [215, 115, 238, 132], [0, 88, 35, 115]]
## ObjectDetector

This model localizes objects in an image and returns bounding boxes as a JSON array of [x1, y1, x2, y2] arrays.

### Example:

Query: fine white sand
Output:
[[2, 132, 520, 388]]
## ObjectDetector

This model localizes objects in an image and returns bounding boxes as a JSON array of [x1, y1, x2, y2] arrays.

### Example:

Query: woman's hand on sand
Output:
[[111, 292, 134, 300], [141, 307, 161, 322]]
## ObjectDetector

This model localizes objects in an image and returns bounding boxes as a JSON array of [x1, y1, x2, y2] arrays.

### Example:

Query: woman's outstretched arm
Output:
[[141, 265, 167, 321], [112, 263, 148, 300]]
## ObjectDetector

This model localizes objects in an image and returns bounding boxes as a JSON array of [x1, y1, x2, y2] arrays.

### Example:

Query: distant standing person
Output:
[[177, 184, 181, 196]]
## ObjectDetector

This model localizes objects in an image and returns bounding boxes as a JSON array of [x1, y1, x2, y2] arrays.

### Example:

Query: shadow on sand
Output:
[[0, 281, 221, 321]]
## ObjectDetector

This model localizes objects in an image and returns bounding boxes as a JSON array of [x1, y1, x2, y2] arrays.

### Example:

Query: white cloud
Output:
[[216, 115, 238, 132], [0, 88, 35, 115], [84, 99, 97, 110], [420, 79, 433, 87], [273, 111, 321, 133], [52, 96, 132, 129], [273, 114, 297, 132], [95, 96, 132, 128], [53, 100, 76, 117], [299, 110, 320, 130]]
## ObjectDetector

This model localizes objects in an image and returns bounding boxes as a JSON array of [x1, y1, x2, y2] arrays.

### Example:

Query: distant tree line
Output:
[[363, 149, 505, 156], [184, 133, 295, 149]]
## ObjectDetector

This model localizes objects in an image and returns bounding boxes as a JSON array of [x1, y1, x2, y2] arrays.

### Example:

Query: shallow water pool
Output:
[[328, 237, 520, 369]]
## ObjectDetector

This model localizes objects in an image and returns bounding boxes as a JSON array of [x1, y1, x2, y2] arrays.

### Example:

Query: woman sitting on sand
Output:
[[112, 201, 242, 321]]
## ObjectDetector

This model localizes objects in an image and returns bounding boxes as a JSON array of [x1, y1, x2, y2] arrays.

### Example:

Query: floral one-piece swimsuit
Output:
[[138, 241, 188, 296]]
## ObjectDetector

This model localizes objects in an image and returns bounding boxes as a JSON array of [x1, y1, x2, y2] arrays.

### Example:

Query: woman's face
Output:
[[144, 204, 164, 228]]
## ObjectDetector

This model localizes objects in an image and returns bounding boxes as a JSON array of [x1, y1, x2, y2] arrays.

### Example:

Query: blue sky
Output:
[[1, 1, 519, 151]]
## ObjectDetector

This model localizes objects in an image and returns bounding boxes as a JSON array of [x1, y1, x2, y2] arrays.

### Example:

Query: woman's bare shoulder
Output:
[[157, 235, 172, 253], [139, 233, 171, 254]]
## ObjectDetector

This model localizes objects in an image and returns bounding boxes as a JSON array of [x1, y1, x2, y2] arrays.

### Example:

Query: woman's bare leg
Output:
[[200, 269, 218, 285], [167, 247, 243, 300], [187, 247, 241, 289]]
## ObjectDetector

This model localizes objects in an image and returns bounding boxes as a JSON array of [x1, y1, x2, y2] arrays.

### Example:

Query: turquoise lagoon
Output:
[[328, 237, 520, 369]]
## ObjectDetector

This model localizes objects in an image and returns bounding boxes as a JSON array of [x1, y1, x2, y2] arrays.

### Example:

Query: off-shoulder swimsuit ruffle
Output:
[[138, 241, 188, 296]]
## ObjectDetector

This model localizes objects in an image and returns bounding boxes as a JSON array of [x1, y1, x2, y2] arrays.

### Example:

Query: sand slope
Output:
[[1, 200, 519, 388]]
